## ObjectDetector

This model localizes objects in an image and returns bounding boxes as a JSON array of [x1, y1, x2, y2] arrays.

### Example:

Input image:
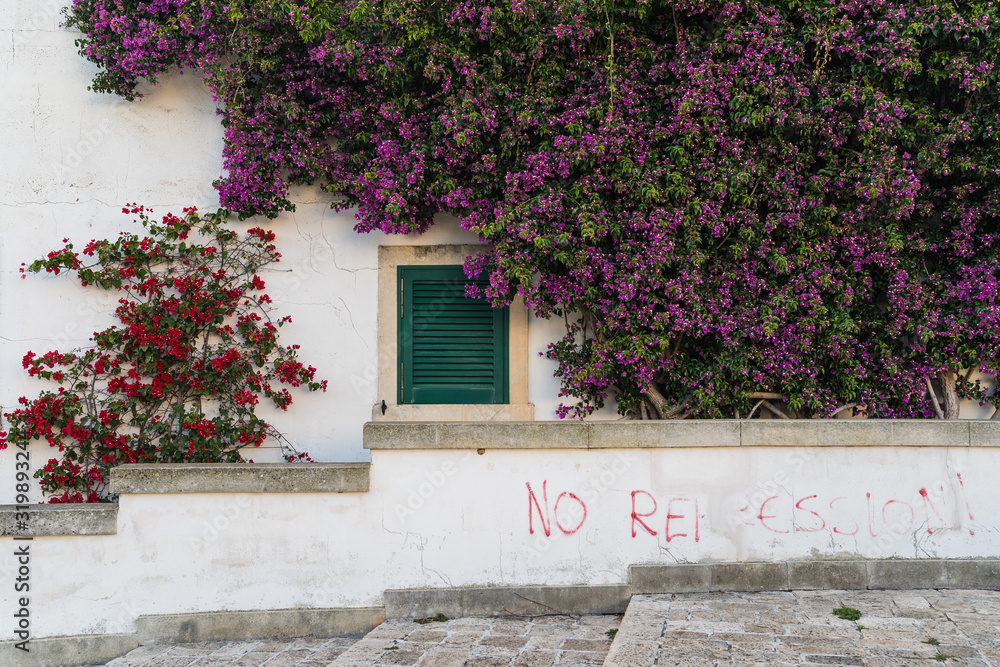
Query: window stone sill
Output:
[[371, 403, 535, 422]]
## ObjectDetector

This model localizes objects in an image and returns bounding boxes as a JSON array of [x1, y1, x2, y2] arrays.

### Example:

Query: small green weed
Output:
[[923, 637, 941, 646], [832, 606, 862, 621], [855, 624, 865, 631], [933, 651, 949, 660], [415, 613, 449, 624], [606, 629, 618, 640]]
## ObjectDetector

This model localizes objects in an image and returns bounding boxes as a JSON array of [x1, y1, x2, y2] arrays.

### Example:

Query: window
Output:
[[376, 244, 532, 421], [398, 265, 508, 404]]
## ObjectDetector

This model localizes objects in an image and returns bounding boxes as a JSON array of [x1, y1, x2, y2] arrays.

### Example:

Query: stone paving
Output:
[[605, 589, 1000, 666], [331, 615, 618, 666], [102, 589, 1000, 667], [99, 615, 618, 667], [103, 637, 360, 667]]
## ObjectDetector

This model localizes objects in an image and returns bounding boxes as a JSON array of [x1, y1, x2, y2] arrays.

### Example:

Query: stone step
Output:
[[630, 559, 1000, 593], [603, 589, 1000, 666], [331, 615, 618, 666]]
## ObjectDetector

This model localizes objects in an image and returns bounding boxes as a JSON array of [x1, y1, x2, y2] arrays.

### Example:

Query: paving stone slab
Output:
[[101, 587, 1000, 667], [328, 614, 618, 666], [604, 589, 1000, 666], [104, 638, 357, 667]]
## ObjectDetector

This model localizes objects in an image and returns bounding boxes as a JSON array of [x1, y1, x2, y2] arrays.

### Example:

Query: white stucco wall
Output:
[[0, 1, 603, 500], [2, 5, 1000, 647], [2, 3, 996, 495], [0, 445, 994, 640]]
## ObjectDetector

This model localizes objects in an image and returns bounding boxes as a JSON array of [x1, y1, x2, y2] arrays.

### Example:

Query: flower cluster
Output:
[[0, 207, 324, 502], [63, 0, 1000, 418]]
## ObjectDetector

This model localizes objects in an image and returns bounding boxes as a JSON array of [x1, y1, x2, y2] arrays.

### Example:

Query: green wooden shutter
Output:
[[398, 265, 509, 404]]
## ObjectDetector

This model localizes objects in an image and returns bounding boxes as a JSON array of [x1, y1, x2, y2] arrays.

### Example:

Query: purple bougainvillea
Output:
[[64, 0, 1000, 419]]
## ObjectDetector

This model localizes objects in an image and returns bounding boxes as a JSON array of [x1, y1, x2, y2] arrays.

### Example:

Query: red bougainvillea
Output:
[[0, 206, 325, 502]]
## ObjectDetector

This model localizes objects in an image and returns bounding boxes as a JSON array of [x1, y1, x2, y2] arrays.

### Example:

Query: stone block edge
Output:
[[0, 607, 384, 667], [110, 462, 371, 494], [629, 558, 1000, 593], [0, 633, 137, 667], [0, 503, 118, 537], [365, 420, 1000, 450], [385, 584, 631, 619]]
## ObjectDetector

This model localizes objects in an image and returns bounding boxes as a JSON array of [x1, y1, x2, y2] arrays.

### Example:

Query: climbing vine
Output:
[[0, 206, 325, 502], [61, 0, 1000, 419]]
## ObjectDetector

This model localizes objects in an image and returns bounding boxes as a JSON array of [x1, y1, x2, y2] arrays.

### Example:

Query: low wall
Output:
[[2, 421, 998, 663]]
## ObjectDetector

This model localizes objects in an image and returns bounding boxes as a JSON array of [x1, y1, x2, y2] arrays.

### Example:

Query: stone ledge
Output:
[[629, 559, 1000, 593], [0, 503, 118, 537], [384, 584, 631, 619], [0, 607, 383, 667], [740, 420, 972, 448], [365, 420, 1000, 450], [867, 559, 1000, 590], [110, 463, 370, 494], [788, 560, 868, 590], [630, 563, 709, 594], [711, 562, 788, 592], [0, 633, 137, 667], [371, 403, 536, 422], [135, 607, 383, 643], [365, 422, 589, 450]]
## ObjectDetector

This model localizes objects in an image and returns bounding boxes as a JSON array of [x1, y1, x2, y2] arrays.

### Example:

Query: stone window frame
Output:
[[374, 245, 533, 421]]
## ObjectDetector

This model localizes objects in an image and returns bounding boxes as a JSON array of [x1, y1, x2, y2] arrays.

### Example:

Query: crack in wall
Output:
[[336, 296, 371, 352], [0, 198, 119, 208]]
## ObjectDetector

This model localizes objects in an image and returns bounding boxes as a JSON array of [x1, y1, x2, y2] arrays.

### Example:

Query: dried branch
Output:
[[831, 403, 857, 417], [661, 402, 688, 419], [762, 400, 790, 419], [938, 371, 959, 419], [925, 376, 944, 419], [643, 382, 668, 419], [836, 146, 863, 157], [578, 305, 603, 344]]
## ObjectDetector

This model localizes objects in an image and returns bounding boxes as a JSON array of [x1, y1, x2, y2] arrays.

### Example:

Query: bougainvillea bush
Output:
[[63, 0, 1000, 419], [0, 206, 325, 502]]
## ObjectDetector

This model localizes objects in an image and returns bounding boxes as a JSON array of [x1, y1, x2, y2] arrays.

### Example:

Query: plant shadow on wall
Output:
[[62, 0, 1000, 421], [0, 206, 326, 503]]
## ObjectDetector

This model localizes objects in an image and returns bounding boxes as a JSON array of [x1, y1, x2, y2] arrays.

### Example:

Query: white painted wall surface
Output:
[[2, 6, 1000, 644], [0, 2, 993, 503], [0, 0, 604, 504], [0, 446, 996, 639]]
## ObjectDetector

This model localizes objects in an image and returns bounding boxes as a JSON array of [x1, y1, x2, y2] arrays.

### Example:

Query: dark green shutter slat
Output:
[[412, 341, 496, 347], [399, 265, 509, 405], [413, 321, 494, 327]]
